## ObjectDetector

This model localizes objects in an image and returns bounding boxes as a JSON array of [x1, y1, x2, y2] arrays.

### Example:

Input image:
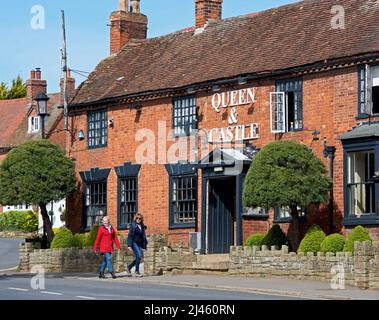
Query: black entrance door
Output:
[[207, 178, 235, 254]]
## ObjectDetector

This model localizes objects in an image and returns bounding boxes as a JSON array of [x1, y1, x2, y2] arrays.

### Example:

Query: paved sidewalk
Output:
[[65, 273, 379, 300]]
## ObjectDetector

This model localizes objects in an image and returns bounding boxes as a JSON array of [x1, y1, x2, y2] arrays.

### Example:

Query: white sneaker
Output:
[[135, 272, 143, 277]]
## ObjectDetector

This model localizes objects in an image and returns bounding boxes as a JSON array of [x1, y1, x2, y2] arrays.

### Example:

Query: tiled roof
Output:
[[71, 0, 379, 106], [6, 93, 62, 147], [0, 98, 29, 147]]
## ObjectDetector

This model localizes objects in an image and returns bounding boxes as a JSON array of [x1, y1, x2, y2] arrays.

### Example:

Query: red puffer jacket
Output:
[[93, 225, 121, 254]]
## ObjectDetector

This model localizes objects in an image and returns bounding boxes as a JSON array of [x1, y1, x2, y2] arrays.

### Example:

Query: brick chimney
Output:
[[26, 68, 47, 104], [110, 0, 148, 55], [60, 68, 76, 105], [195, 0, 223, 29]]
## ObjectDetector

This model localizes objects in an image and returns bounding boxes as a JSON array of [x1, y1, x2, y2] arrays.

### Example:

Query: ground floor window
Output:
[[119, 177, 137, 227], [274, 206, 306, 222], [171, 176, 197, 226], [347, 150, 376, 216], [84, 181, 107, 228], [80, 168, 111, 230]]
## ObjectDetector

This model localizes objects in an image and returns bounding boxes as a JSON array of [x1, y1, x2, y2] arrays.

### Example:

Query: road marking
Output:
[[76, 296, 97, 300], [40, 291, 63, 296], [8, 287, 29, 292]]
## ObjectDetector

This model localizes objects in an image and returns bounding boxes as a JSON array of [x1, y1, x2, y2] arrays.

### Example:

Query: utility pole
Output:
[[61, 10, 69, 156]]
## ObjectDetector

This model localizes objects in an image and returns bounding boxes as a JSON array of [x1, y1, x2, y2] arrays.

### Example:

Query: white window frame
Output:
[[28, 116, 40, 133], [270, 92, 286, 133], [363, 64, 379, 115]]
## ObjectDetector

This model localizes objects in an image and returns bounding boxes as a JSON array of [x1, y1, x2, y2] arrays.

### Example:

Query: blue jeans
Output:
[[128, 242, 143, 273], [100, 252, 114, 273]]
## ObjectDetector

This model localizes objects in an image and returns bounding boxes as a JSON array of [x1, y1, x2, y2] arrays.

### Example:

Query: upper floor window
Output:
[[28, 116, 40, 133], [270, 78, 303, 133], [88, 110, 107, 149], [172, 96, 197, 136], [358, 64, 379, 116]]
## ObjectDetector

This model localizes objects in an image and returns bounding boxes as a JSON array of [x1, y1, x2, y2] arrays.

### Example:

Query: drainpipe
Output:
[[323, 138, 336, 233]]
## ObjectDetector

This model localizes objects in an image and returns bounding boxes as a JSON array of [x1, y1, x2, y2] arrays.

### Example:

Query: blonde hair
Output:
[[134, 213, 144, 223]]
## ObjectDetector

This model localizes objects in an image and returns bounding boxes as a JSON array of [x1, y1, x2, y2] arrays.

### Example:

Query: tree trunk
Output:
[[289, 206, 300, 252], [40, 203, 54, 244]]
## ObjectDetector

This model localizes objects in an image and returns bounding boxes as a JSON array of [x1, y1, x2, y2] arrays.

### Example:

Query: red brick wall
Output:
[[69, 66, 379, 245]]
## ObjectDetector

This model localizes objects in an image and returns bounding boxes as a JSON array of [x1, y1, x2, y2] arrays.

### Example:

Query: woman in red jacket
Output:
[[93, 216, 121, 279]]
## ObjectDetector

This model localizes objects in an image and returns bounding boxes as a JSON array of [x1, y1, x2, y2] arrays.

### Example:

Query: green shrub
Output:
[[262, 225, 288, 248], [320, 233, 345, 253], [0, 210, 38, 232], [298, 225, 326, 254], [72, 233, 87, 248], [245, 233, 265, 247], [50, 227, 75, 249], [84, 225, 100, 248], [343, 226, 372, 253], [74, 233, 87, 248]]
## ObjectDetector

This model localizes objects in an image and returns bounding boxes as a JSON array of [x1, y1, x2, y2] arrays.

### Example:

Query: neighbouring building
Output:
[[67, 0, 379, 253], [0, 68, 75, 231]]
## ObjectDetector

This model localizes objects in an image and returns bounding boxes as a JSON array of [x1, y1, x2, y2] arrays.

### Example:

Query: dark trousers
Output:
[[128, 242, 143, 273]]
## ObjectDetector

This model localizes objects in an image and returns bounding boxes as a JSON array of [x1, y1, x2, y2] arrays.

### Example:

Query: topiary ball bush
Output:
[[72, 233, 86, 248], [50, 227, 75, 249], [298, 225, 326, 254], [84, 225, 100, 248], [262, 225, 289, 249], [320, 233, 345, 253], [343, 226, 372, 253], [245, 233, 265, 247]]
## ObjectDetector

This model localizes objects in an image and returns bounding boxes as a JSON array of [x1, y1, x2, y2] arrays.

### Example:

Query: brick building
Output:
[[68, 0, 379, 253], [0, 69, 75, 225]]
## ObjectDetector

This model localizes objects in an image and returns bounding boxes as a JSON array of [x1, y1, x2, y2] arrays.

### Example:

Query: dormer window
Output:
[[28, 116, 40, 133]]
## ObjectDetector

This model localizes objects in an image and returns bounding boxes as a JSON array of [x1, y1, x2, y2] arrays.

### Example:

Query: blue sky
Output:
[[0, 0, 298, 92]]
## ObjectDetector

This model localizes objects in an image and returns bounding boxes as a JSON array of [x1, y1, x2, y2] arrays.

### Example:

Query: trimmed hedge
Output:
[[50, 227, 75, 249], [298, 225, 326, 254], [262, 225, 288, 248], [320, 233, 345, 253], [71, 233, 86, 248], [84, 225, 100, 248], [343, 226, 372, 253], [0, 210, 38, 232], [245, 233, 265, 247]]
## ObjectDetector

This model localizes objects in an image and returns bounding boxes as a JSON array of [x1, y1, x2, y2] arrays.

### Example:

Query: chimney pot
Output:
[[30, 70, 36, 80], [35, 68, 41, 80], [110, 0, 147, 55]]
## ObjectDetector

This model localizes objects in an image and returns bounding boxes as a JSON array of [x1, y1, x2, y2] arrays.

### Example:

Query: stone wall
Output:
[[229, 241, 379, 290], [0, 231, 37, 239], [19, 235, 379, 290]]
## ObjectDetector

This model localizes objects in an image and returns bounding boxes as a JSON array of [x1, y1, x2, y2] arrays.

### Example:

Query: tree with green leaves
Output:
[[8, 76, 27, 99], [242, 141, 332, 250], [0, 140, 76, 243], [0, 76, 27, 100], [0, 82, 9, 100]]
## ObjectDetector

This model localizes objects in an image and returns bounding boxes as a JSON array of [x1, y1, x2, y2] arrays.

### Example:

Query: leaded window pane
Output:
[[88, 110, 108, 148], [173, 97, 197, 136]]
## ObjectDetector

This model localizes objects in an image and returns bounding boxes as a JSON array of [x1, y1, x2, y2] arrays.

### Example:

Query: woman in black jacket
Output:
[[127, 213, 148, 277]]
